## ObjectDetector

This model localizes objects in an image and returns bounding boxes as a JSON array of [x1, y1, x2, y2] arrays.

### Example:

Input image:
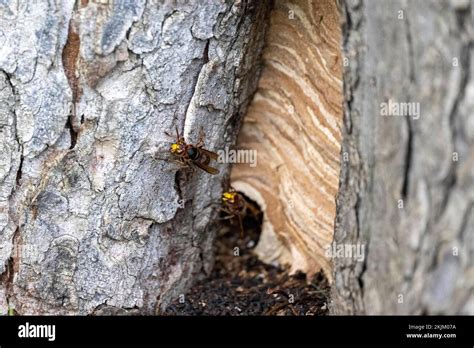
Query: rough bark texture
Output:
[[0, 0, 270, 315], [231, 0, 342, 280], [331, 0, 474, 314]]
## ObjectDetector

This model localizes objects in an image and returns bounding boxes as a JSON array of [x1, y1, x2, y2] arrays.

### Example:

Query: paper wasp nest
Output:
[[231, 0, 342, 280]]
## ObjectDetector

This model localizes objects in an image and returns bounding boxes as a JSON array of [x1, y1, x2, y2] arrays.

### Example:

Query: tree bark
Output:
[[331, 0, 474, 314], [0, 0, 270, 315]]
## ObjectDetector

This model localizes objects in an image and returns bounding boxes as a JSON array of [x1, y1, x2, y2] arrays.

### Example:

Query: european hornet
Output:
[[220, 187, 260, 238], [165, 126, 219, 175]]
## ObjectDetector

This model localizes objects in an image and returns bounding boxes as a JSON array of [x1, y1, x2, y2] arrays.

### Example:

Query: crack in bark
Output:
[[181, 39, 213, 130], [15, 155, 23, 187], [355, 195, 368, 302], [401, 11, 416, 199], [62, 19, 81, 150], [6, 66, 25, 189], [401, 118, 413, 198], [1, 227, 21, 313], [203, 39, 210, 64]]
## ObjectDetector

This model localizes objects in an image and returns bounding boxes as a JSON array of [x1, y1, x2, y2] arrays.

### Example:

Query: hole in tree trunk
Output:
[[164, 192, 330, 315]]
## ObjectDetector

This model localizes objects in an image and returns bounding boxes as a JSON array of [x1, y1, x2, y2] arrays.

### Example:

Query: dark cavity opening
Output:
[[163, 191, 330, 316]]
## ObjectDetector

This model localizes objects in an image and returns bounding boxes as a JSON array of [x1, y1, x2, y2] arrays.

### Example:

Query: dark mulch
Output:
[[164, 198, 330, 316]]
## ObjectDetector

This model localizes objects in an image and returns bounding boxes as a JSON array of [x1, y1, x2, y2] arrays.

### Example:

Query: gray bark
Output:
[[0, 0, 269, 315], [332, 0, 473, 314]]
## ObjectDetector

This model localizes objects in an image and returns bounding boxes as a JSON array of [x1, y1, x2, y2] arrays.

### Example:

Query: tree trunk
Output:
[[0, 0, 270, 315], [331, 0, 473, 314]]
